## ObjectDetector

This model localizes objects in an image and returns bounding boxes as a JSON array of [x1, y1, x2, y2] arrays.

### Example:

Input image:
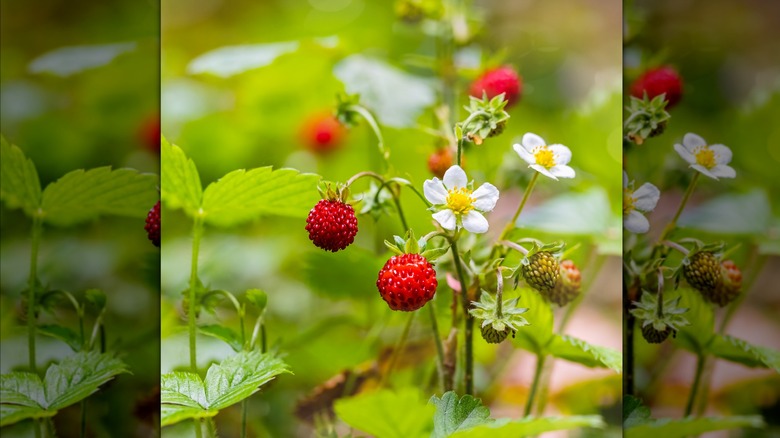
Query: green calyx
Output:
[[630, 292, 690, 339], [624, 93, 671, 145], [317, 181, 351, 204], [383, 229, 449, 262], [469, 291, 529, 344], [458, 92, 511, 145]]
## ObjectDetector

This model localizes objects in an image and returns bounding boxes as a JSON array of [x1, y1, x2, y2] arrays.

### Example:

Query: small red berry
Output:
[[145, 201, 160, 247], [300, 112, 346, 154], [138, 114, 160, 153], [630, 66, 683, 109], [376, 253, 437, 311], [305, 199, 358, 252], [469, 66, 522, 108], [427, 148, 455, 178]]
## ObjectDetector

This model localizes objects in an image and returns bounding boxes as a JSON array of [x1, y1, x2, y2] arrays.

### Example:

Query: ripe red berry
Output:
[[469, 66, 522, 108], [376, 253, 437, 311], [138, 114, 160, 153], [427, 148, 455, 178], [300, 112, 346, 154], [305, 199, 358, 252], [145, 201, 160, 247], [630, 66, 683, 109]]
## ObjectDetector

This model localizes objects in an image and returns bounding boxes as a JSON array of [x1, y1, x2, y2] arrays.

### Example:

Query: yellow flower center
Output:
[[446, 187, 475, 214], [534, 147, 556, 169], [695, 147, 716, 169], [623, 189, 635, 215]]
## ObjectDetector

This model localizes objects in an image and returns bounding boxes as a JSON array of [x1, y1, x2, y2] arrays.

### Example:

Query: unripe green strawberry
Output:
[[706, 260, 742, 307], [641, 323, 672, 344], [545, 259, 581, 306], [683, 251, 721, 293], [522, 251, 560, 293], [480, 323, 509, 344]]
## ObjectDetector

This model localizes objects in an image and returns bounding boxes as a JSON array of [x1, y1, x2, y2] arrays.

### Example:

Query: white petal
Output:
[[623, 171, 628, 188], [522, 132, 546, 150], [624, 210, 650, 233], [674, 143, 696, 164], [690, 164, 719, 180], [683, 133, 707, 152], [471, 183, 499, 212], [549, 144, 572, 165], [549, 165, 575, 179], [462, 210, 489, 234], [423, 178, 448, 205], [709, 144, 732, 165], [709, 164, 736, 179], [633, 183, 660, 212], [530, 164, 557, 180], [513, 143, 535, 165], [443, 165, 468, 189], [432, 209, 457, 230]]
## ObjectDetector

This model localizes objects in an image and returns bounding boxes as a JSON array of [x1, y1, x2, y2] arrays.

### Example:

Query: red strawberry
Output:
[[145, 201, 161, 247], [469, 66, 522, 108], [376, 253, 437, 311], [138, 114, 161, 153], [427, 148, 455, 178], [305, 199, 358, 252], [301, 112, 346, 154], [630, 66, 683, 109]]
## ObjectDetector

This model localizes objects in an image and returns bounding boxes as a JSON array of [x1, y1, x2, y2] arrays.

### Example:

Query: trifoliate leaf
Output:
[[625, 416, 764, 438], [161, 372, 215, 426], [204, 350, 291, 410], [43, 351, 128, 410], [161, 136, 203, 217], [40, 167, 158, 226], [0, 137, 41, 217], [708, 335, 780, 371], [451, 415, 605, 437], [546, 335, 622, 373], [430, 391, 492, 438], [334, 388, 435, 438], [201, 167, 321, 225]]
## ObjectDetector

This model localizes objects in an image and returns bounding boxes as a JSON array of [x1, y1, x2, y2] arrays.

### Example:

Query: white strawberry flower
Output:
[[423, 165, 499, 234], [623, 171, 660, 234], [513, 133, 575, 180], [673, 133, 735, 180]]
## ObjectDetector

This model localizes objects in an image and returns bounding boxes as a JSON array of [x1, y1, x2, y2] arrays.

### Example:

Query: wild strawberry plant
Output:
[[0, 137, 157, 436]]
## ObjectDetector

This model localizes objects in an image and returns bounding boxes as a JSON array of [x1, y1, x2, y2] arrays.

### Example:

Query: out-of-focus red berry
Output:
[[300, 112, 346, 154], [630, 66, 683, 109], [469, 66, 522, 108], [138, 114, 161, 154]]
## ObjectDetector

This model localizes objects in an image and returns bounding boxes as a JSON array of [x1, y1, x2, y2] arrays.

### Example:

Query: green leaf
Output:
[[547, 335, 622, 373], [37, 324, 83, 351], [44, 351, 129, 410], [205, 350, 291, 410], [510, 288, 554, 354], [201, 167, 321, 226], [40, 167, 158, 226], [623, 395, 651, 428], [161, 136, 203, 216], [334, 388, 435, 438], [625, 415, 764, 438], [187, 42, 300, 78], [672, 289, 714, 354], [302, 248, 387, 300], [430, 391, 492, 438], [0, 403, 55, 427], [1, 373, 46, 408], [518, 187, 610, 236], [678, 189, 771, 235], [161, 403, 217, 427], [198, 325, 243, 352], [451, 415, 605, 438], [0, 136, 42, 217], [708, 335, 780, 371], [161, 372, 214, 426]]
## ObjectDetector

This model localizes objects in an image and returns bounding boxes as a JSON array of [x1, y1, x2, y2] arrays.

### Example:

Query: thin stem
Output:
[[195, 419, 203, 438], [189, 217, 204, 372], [450, 240, 474, 395], [495, 269, 504, 318], [496, 172, 540, 254], [656, 269, 665, 318], [524, 354, 546, 417], [347, 105, 389, 168], [427, 303, 446, 393], [657, 172, 700, 246], [684, 354, 706, 417], [344, 170, 384, 188], [379, 312, 416, 388], [28, 217, 42, 373], [499, 240, 530, 256], [457, 137, 464, 167], [663, 240, 690, 256], [390, 186, 409, 232], [80, 400, 87, 438]]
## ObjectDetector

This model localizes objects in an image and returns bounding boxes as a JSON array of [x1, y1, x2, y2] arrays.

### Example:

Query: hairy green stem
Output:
[[450, 240, 474, 395], [457, 137, 464, 168], [684, 354, 705, 417], [28, 217, 42, 373], [655, 172, 700, 252], [347, 105, 389, 169], [379, 312, 416, 388], [525, 354, 546, 417], [427, 302, 447, 392], [189, 217, 204, 372]]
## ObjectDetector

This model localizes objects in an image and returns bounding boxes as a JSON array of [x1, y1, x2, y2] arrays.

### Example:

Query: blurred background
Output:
[[0, 0, 160, 436], [161, 0, 623, 436], [624, 0, 780, 434]]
